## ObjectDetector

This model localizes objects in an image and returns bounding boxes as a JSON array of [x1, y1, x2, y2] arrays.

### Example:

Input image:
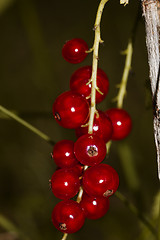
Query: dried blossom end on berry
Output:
[[59, 223, 67, 231], [103, 190, 114, 197], [87, 145, 98, 157]]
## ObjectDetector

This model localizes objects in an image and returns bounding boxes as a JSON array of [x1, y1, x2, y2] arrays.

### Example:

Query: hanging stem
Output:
[[61, 233, 68, 240], [78, 0, 109, 207], [77, 0, 109, 215], [115, 39, 133, 108], [120, 0, 129, 6], [0, 214, 19, 234], [115, 192, 158, 237], [88, 0, 109, 134], [0, 105, 55, 146], [0, 214, 30, 240]]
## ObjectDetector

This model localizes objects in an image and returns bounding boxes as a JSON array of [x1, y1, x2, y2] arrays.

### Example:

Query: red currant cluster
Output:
[[51, 38, 132, 234]]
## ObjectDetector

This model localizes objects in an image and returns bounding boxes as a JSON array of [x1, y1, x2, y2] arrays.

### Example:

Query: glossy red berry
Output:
[[54, 163, 83, 177], [53, 140, 78, 168], [70, 66, 109, 103], [80, 191, 110, 219], [52, 91, 89, 129], [51, 168, 80, 199], [105, 108, 132, 140], [75, 110, 113, 143], [62, 38, 88, 64], [74, 134, 107, 166], [83, 164, 119, 197], [69, 163, 84, 177], [52, 200, 85, 233]]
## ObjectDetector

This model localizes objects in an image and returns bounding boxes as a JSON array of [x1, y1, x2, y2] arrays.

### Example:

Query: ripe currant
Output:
[[69, 163, 84, 177], [82, 164, 119, 197], [52, 91, 89, 129], [62, 38, 88, 64], [54, 163, 83, 177], [75, 110, 113, 143], [80, 191, 110, 220], [70, 66, 109, 103], [105, 108, 132, 140], [51, 168, 80, 199], [52, 200, 85, 233], [74, 134, 107, 166], [53, 140, 78, 168]]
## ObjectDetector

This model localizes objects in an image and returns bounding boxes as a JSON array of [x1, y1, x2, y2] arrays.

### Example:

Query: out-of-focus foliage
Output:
[[0, 0, 15, 15]]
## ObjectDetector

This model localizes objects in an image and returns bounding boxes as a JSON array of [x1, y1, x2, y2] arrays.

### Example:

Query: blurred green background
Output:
[[0, 0, 159, 239]]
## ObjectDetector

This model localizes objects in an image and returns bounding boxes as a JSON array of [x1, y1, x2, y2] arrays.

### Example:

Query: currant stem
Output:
[[88, 0, 109, 134], [0, 105, 55, 146], [0, 214, 30, 240], [120, 0, 129, 6], [115, 39, 133, 108], [76, 186, 84, 203], [115, 191, 158, 237], [61, 233, 68, 240]]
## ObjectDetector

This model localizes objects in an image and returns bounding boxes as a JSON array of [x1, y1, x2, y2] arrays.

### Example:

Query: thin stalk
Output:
[[115, 191, 158, 238], [88, 0, 109, 134], [0, 214, 19, 233], [116, 39, 133, 108], [76, 187, 84, 203], [120, 0, 129, 6], [0, 214, 30, 240], [61, 233, 68, 240], [0, 105, 54, 146]]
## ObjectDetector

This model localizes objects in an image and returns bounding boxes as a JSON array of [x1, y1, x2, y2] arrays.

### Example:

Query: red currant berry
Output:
[[62, 38, 88, 64], [70, 66, 109, 103], [82, 164, 119, 197], [53, 140, 78, 168], [54, 163, 83, 177], [52, 91, 89, 129], [51, 168, 80, 199], [75, 110, 113, 143], [74, 134, 106, 166], [105, 108, 132, 140], [69, 163, 84, 177], [52, 200, 85, 233], [80, 191, 110, 219]]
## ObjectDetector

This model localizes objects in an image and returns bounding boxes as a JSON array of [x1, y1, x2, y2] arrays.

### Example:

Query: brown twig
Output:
[[141, 0, 160, 179]]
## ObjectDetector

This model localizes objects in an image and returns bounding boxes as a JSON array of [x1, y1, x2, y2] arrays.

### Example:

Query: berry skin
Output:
[[82, 164, 119, 197], [75, 110, 113, 143], [55, 164, 83, 177], [53, 140, 78, 168], [52, 200, 85, 233], [80, 191, 110, 220], [70, 66, 109, 103], [52, 91, 89, 129], [105, 108, 132, 140], [51, 168, 80, 200], [74, 134, 107, 166], [69, 163, 84, 177], [62, 38, 88, 64]]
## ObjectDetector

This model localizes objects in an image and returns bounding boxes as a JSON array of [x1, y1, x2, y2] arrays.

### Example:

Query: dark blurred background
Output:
[[0, 0, 159, 239]]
